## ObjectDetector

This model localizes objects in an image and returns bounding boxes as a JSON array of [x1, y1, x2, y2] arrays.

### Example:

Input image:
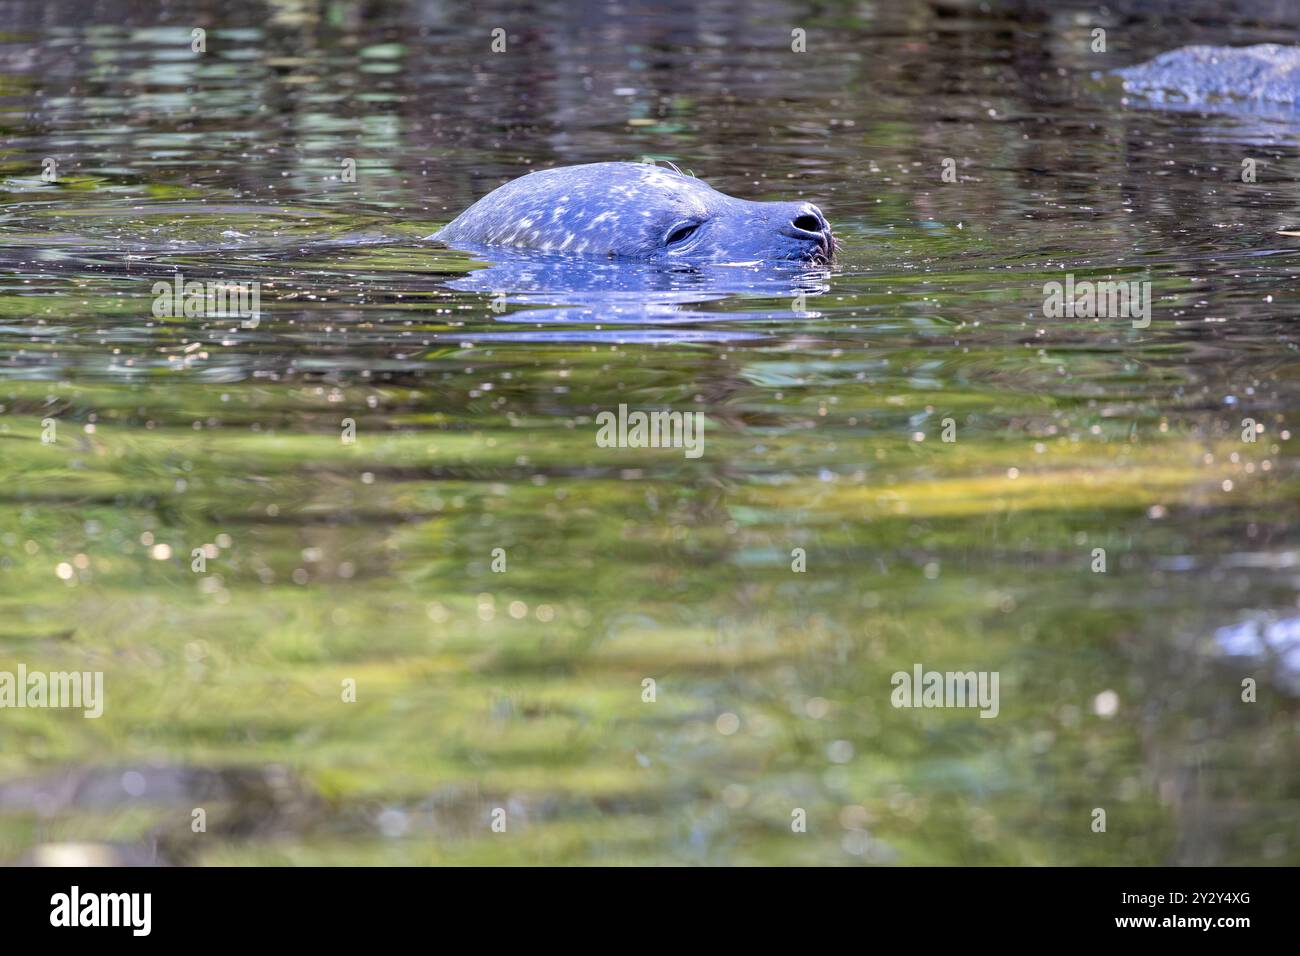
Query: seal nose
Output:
[[785, 203, 833, 258]]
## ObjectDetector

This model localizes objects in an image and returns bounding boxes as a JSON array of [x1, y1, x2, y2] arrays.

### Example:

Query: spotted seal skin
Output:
[[429, 162, 834, 264]]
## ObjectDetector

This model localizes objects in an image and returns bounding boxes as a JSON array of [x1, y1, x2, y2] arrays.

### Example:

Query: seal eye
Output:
[[664, 222, 700, 246]]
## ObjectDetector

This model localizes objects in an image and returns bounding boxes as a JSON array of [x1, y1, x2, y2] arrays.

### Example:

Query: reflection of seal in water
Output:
[[429, 162, 834, 264]]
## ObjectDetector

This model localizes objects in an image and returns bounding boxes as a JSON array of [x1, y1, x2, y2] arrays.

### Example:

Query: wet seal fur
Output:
[[429, 162, 834, 264]]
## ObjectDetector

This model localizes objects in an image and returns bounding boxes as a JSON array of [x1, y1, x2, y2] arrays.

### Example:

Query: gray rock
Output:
[[1117, 44, 1300, 109]]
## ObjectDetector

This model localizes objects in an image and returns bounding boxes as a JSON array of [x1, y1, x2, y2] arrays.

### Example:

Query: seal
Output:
[[429, 162, 834, 264]]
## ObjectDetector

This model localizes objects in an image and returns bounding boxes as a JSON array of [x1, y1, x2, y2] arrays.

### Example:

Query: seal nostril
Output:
[[792, 214, 822, 233]]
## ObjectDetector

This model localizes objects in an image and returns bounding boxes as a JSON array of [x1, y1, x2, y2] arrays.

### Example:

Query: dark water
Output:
[[1, 0, 1298, 865]]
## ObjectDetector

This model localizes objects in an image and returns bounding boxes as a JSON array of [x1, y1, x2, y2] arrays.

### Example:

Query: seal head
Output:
[[430, 162, 834, 264]]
